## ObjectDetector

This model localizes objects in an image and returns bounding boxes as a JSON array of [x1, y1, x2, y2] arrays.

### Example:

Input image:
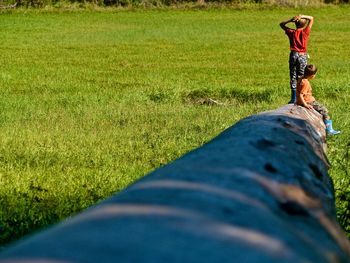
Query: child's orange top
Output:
[[296, 78, 315, 105]]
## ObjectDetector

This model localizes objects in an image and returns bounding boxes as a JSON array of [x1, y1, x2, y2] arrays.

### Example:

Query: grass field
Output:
[[0, 6, 350, 247]]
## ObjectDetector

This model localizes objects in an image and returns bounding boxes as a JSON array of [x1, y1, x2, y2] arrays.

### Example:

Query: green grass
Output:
[[1, 6, 350, 247]]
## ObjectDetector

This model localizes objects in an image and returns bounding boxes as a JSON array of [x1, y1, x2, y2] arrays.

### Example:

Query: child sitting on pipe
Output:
[[296, 64, 340, 135]]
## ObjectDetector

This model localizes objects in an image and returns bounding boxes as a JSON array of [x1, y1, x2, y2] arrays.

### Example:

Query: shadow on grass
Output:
[[182, 87, 275, 106]]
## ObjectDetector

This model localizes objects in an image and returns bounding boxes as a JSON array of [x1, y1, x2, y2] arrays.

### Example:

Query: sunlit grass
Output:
[[0, 6, 350, 247]]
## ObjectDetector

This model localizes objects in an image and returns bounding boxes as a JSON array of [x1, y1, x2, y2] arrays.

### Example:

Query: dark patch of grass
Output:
[[183, 87, 274, 105]]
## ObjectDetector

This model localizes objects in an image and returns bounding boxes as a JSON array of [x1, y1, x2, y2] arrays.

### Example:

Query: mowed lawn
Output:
[[0, 6, 349, 247]]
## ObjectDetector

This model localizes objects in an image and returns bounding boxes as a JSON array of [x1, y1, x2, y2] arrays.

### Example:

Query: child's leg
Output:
[[289, 52, 298, 91], [288, 52, 298, 103], [310, 101, 330, 121], [296, 54, 308, 79], [310, 101, 340, 135]]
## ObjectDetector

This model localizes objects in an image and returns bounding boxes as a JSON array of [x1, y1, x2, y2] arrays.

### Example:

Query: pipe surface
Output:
[[1, 105, 349, 263]]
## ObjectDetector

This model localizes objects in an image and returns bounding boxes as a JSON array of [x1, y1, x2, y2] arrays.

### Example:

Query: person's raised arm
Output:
[[279, 16, 296, 31], [300, 15, 314, 30]]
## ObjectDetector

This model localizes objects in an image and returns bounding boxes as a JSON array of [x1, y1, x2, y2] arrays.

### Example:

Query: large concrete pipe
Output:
[[1, 105, 349, 263]]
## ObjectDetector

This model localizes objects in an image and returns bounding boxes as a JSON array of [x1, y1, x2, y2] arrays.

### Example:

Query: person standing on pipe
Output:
[[280, 14, 314, 104]]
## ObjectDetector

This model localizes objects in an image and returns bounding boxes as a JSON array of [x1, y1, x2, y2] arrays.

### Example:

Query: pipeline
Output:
[[1, 105, 349, 263]]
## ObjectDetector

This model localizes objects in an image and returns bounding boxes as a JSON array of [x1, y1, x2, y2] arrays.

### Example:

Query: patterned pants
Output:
[[310, 101, 330, 121], [289, 51, 308, 90]]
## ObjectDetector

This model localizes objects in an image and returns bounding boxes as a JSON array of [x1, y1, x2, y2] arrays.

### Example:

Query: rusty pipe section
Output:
[[1, 105, 349, 263]]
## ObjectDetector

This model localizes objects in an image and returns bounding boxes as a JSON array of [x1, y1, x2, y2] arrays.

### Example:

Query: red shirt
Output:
[[285, 27, 311, 53]]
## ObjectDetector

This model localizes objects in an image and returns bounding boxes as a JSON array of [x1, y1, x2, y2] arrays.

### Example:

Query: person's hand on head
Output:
[[294, 15, 301, 22]]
